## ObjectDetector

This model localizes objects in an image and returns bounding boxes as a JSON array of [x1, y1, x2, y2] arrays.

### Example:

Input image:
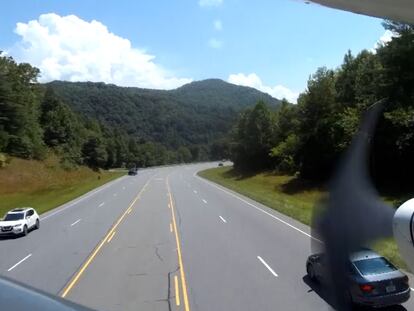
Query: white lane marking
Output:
[[257, 256, 278, 277], [41, 177, 125, 221], [193, 190, 197, 194], [70, 219, 81, 227], [202, 199, 207, 204], [196, 175, 322, 243], [411, 288, 414, 291], [8, 254, 32, 272], [98, 202, 105, 207], [219, 216, 227, 223]]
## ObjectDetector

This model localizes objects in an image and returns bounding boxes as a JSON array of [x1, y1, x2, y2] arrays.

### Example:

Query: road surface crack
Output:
[[155, 246, 164, 262]]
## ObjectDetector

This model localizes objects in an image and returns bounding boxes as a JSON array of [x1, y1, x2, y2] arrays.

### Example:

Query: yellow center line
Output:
[[167, 177, 191, 311], [107, 231, 116, 243], [60, 176, 153, 298], [127, 207, 132, 214], [174, 275, 181, 306]]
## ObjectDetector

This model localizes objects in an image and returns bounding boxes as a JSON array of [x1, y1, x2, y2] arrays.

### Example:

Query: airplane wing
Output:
[[310, 0, 414, 24]]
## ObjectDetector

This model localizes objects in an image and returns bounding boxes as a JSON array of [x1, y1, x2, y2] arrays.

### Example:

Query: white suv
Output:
[[0, 208, 40, 236]]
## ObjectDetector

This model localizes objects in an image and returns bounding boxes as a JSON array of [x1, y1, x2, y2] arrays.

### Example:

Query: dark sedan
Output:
[[306, 249, 410, 308], [128, 168, 138, 176]]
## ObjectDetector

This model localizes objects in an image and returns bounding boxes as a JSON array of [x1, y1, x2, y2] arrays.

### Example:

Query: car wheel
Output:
[[35, 219, 40, 230], [23, 225, 28, 236], [307, 263, 316, 281]]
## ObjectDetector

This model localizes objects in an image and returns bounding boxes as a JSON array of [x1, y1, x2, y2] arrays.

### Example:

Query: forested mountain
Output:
[[0, 55, 280, 169], [46, 79, 279, 149], [230, 21, 414, 187], [172, 79, 280, 108]]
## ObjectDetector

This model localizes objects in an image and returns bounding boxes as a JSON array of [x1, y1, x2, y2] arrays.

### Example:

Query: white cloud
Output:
[[213, 19, 222, 31], [199, 0, 223, 7], [228, 73, 299, 103], [372, 30, 397, 52], [11, 13, 192, 89], [208, 37, 223, 49]]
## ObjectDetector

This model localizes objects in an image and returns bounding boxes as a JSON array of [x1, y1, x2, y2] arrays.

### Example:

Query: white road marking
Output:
[[193, 190, 197, 194], [202, 199, 207, 204], [155, 178, 164, 181], [98, 202, 105, 207], [411, 288, 414, 291], [8, 254, 32, 272], [257, 256, 278, 277], [219, 216, 227, 223], [197, 175, 322, 243], [41, 177, 125, 221], [70, 219, 81, 227]]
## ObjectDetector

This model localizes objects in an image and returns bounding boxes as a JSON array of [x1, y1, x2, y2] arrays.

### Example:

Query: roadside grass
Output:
[[0, 156, 124, 217], [199, 166, 407, 270]]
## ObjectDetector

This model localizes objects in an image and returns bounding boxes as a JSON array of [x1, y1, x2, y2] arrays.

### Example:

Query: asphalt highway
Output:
[[1, 163, 413, 311]]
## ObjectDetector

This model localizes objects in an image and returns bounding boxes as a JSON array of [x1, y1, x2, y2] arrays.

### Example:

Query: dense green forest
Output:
[[47, 79, 278, 151], [230, 21, 414, 189], [0, 58, 278, 169]]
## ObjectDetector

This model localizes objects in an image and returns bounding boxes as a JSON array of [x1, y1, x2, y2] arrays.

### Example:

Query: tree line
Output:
[[0, 54, 228, 169], [230, 21, 414, 186]]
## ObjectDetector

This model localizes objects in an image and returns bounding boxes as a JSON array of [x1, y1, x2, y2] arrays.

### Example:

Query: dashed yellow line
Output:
[[167, 177, 191, 311], [107, 231, 116, 243], [174, 275, 181, 306], [60, 177, 153, 298]]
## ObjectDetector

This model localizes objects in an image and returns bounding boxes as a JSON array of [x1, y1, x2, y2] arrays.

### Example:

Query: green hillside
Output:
[[46, 79, 280, 149]]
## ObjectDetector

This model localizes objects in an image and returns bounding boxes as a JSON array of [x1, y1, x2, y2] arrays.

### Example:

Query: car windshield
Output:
[[1, 1, 414, 311], [4, 213, 24, 221], [353, 257, 397, 276]]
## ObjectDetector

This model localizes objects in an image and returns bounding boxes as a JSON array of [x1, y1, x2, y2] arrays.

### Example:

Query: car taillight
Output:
[[360, 284, 375, 293]]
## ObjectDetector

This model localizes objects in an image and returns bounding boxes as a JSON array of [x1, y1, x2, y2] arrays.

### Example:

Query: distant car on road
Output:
[[218, 162, 224, 167], [128, 168, 138, 176], [0, 208, 40, 236], [306, 249, 410, 308]]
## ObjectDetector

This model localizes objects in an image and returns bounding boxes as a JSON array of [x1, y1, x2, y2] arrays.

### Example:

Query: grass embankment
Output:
[[0, 156, 124, 217], [199, 166, 406, 270]]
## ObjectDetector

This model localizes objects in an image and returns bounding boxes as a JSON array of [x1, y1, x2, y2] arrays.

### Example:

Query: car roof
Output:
[[349, 249, 382, 262], [8, 208, 32, 213]]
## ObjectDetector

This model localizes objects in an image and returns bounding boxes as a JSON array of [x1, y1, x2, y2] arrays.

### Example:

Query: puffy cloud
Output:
[[228, 73, 299, 103], [372, 30, 396, 52], [213, 19, 223, 31], [199, 0, 223, 7], [208, 37, 223, 49], [11, 13, 192, 89]]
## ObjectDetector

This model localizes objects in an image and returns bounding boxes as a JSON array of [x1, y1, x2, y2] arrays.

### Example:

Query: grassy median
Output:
[[0, 156, 125, 217], [199, 166, 407, 270]]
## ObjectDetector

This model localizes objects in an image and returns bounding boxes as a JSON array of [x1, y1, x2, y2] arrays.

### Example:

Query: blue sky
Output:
[[0, 0, 388, 102]]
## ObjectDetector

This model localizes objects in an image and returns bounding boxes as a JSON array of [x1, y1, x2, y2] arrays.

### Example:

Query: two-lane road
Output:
[[1, 163, 413, 310]]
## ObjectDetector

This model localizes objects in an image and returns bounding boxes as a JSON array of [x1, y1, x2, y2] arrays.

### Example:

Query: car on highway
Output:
[[306, 249, 410, 308], [0, 208, 40, 236], [218, 162, 224, 167], [128, 168, 138, 176]]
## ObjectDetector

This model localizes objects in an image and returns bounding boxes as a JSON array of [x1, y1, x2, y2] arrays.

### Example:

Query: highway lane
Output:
[[0, 168, 156, 294], [1, 163, 413, 310]]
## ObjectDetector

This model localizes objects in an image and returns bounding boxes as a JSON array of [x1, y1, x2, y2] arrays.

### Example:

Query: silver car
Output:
[[306, 249, 410, 308]]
